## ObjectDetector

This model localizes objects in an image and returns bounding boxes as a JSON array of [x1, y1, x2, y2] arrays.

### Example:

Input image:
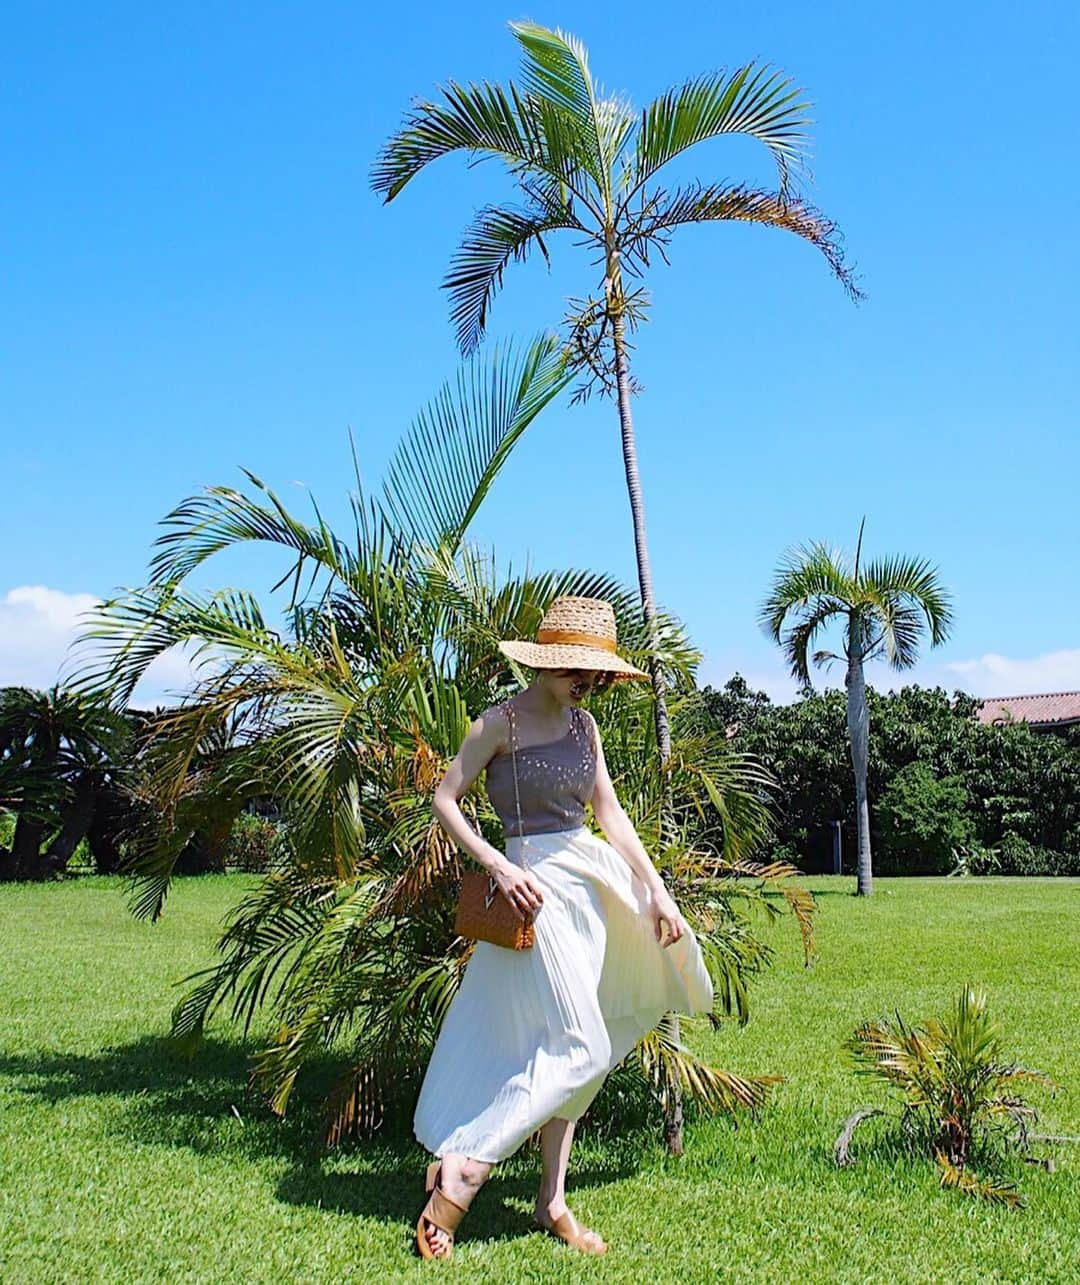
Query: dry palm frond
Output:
[[935, 1152, 1023, 1208], [636, 1014, 780, 1115]]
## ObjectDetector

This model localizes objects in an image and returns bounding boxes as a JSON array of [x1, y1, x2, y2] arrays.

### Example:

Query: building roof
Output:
[[976, 691, 1080, 728]]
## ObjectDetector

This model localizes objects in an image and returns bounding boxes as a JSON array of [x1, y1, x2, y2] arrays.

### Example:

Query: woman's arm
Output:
[[584, 711, 687, 946], [432, 706, 544, 922]]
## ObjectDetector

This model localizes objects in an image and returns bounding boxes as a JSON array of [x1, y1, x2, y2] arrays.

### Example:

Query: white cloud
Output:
[[943, 649, 1080, 697], [0, 584, 198, 708]]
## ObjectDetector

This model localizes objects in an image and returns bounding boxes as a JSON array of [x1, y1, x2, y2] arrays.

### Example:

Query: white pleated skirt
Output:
[[413, 826, 714, 1163]]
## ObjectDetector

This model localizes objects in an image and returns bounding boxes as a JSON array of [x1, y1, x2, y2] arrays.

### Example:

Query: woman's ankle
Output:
[[441, 1153, 489, 1205]]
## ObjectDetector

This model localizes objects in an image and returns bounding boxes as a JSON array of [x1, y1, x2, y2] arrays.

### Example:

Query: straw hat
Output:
[[498, 596, 649, 680]]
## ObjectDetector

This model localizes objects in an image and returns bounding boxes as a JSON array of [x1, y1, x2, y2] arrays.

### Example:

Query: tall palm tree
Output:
[[68, 341, 805, 1147], [759, 523, 953, 895], [373, 21, 861, 815]]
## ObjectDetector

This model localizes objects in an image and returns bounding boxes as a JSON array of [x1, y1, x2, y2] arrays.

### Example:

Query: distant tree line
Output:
[[698, 678, 1080, 876]]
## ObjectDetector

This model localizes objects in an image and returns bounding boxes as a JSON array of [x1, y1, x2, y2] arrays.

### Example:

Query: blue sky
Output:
[[3, 1, 1078, 706]]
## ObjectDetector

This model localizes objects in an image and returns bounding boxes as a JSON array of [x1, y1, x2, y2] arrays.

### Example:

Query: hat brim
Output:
[[498, 640, 649, 681]]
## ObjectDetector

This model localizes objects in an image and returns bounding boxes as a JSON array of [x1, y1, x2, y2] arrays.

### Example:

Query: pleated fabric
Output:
[[413, 825, 714, 1163]]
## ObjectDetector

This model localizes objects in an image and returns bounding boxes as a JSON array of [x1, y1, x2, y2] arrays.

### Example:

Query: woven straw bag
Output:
[[453, 701, 535, 951]]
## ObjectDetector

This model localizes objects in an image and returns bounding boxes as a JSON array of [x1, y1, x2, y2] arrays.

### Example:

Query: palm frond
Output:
[[147, 468, 361, 595], [625, 182, 860, 299], [636, 1013, 779, 1113], [630, 64, 811, 196], [510, 21, 633, 199], [445, 203, 578, 354], [372, 80, 537, 201], [380, 336, 571, 553], [834, 1107, 885, 1167], [758, 542, 853, 640], [935, 1152, 1024, 1207], [861, 554, 954, 651]]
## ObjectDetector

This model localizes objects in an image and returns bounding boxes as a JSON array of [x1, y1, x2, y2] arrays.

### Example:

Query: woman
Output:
[[414, 596, 713, 1260]]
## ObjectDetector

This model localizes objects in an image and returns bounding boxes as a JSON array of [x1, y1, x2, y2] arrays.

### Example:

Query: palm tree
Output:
[[759, 522, 953, 895], [0, 685, 128, 880], [69, 341, 806, 1146], [373, 21, 861, 818]]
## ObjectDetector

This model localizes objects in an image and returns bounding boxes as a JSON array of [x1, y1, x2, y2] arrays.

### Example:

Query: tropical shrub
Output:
[[835, 987, 1057, 1206], [70, 341, 811, 1146]]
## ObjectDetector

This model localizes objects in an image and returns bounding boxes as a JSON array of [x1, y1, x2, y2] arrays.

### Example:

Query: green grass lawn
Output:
[[1, 875, 1077, 1283]]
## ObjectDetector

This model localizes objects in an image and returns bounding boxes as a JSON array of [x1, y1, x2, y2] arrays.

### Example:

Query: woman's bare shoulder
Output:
[[578, 707, 601, 750], [471, 702, 511, 751]]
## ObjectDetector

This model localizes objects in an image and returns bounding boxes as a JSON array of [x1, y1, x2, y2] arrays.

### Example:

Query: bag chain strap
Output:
[[504, 699, 527, 873]]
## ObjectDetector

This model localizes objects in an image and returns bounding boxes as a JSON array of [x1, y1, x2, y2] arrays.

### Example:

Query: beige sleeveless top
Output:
[[485, 705, 597, 837]]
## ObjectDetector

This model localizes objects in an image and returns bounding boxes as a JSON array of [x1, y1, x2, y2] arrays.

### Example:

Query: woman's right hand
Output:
[[493, 860, 544, 921]]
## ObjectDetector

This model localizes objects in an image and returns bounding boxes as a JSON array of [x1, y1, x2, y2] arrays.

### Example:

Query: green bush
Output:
[[993, 832, 1080, 876], [876, 762, 974, 875], [224, 812, 284, 873], [954, 832, 1080, 876]]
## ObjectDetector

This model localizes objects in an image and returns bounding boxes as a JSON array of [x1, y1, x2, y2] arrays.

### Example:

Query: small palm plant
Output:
[[835, 987, 1057, 1206]]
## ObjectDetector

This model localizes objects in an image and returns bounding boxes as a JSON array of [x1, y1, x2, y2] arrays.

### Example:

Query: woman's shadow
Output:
[[0, 1035, 629, 1244]]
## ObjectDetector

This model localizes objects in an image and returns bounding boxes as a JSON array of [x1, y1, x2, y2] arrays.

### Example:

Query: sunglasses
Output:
[[556, 669, 616, 695]]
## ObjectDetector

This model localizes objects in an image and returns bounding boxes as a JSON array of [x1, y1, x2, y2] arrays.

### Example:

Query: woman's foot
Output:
[[420, 1154, 486, 1259], [533, 1196, 608, 1254]]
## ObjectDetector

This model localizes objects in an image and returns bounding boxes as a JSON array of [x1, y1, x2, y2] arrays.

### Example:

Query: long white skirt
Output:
[[413, 825, 714, 1163]]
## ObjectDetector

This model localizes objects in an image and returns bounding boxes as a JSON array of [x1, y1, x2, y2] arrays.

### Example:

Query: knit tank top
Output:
[[485, 705, 597, 837]]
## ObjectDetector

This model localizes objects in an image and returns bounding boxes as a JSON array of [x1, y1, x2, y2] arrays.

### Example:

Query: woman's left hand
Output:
[[651, 887, 687, 948]]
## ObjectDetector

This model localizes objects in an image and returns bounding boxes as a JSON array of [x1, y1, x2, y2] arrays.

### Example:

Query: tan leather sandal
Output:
[[416, 1162, 468, 1261], [534, 1209, 608, 1255]]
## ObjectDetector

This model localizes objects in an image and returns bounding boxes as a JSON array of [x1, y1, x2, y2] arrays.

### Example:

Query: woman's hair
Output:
[[590, 671, 616, 695]]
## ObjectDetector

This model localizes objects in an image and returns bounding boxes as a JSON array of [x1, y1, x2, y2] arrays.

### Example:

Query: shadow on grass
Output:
[[0, 1037, 629, 1243]]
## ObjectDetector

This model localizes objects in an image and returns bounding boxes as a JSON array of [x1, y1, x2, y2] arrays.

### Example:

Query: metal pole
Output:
[[831, 820, 842, 875]]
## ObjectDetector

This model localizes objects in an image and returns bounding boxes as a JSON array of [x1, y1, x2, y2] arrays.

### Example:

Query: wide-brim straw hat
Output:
[[498, 596, 649, 681]]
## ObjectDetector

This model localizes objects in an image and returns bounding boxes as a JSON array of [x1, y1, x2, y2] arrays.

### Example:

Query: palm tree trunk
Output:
[[609, 314, 672, 782], [845, 615, 873, 896], [43, 773, 97, 875], [10, 811, 46, 881], [610, 301, 684, 1153]]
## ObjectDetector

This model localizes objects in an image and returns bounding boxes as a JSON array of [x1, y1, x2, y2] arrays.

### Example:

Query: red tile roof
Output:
[[976, 691, 1080, 727]]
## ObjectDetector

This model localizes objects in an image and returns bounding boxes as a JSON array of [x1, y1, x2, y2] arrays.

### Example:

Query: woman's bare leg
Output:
[[535, 1117, 575, 1220], [535, 1118, 606, 1251], [422, 1152, 492, 1258]]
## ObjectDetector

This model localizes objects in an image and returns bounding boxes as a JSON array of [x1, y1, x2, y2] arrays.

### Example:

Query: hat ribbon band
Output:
[[536, 629, 618, 653]]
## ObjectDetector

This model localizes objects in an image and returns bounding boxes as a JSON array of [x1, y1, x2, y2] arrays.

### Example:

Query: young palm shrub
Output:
[[835, 986, 1057, 1206], [69, 339, 812, 1147]]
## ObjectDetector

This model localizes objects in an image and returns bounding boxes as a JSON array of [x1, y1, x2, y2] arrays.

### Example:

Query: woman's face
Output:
[[540, 668, 614, 706]]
